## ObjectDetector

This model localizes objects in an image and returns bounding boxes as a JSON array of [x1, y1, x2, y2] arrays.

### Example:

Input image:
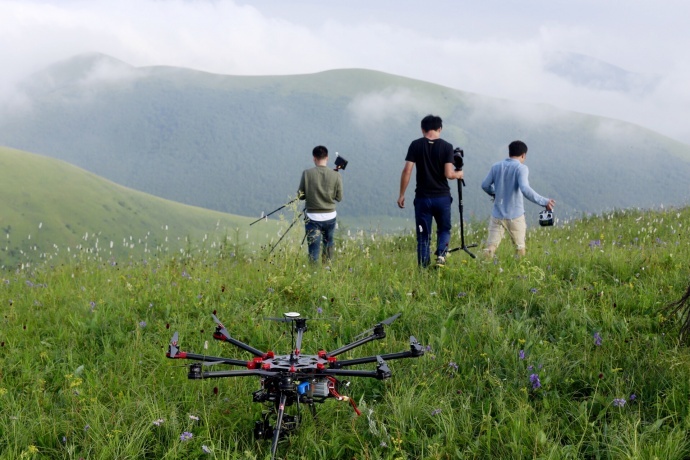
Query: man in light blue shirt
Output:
[[481, 140, 555, 257]]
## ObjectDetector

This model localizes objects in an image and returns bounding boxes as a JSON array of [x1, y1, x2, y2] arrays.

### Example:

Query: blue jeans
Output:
[[305, 218, 336, 263], [414, 196, 452, 267]]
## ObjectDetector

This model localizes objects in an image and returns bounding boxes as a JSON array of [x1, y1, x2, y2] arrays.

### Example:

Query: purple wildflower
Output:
[[139, 321, 147, 328], [589, 240, 601, 248], [457, 292, 467, 298], [202, 445, 212, 454], [448, 361, 459, 371], [530, 288, 538, 294], [593, 332, 602, 346], [180, 431, 193, 442], [317, 307, 323, 314], [519, 350, 525, 360], [629, 394, 637, 401], [613, 398, 626, 407], [529, 373, 541, 389], [431, 408, 442, 416]]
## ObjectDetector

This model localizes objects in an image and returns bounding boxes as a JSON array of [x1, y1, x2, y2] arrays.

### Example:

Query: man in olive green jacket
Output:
[[298, 145, 343, 263]]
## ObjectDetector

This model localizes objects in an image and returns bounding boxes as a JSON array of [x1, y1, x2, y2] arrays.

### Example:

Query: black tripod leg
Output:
[[270, 392, 288, 460], [267, 213, 302, 257], [449, 176, 477, 258]]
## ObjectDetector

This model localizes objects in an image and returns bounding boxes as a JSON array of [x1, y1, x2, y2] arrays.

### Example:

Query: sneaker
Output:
[[435, 255, 446, 267]]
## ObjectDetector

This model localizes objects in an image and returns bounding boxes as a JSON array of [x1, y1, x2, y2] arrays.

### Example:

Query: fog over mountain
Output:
[[1, 0, 690, 146], [1, 54, 689, 229]]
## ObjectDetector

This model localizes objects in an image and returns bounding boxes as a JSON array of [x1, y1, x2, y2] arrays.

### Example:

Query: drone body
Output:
[[166, 312, 423, 459]]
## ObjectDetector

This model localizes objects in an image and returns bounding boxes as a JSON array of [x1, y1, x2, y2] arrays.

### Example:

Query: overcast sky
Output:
[[2, 0, 689, 144]]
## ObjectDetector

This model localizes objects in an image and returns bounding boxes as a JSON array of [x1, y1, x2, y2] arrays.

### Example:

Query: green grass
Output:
[[2, 206, 690, 459], [0, 146, 280, 268]]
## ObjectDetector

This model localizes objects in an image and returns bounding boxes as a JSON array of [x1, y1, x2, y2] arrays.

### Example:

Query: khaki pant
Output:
[[484, 215, 527, 257]]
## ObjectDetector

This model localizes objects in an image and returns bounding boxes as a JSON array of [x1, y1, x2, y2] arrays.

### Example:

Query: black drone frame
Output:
[[166, 312, 423, 460]]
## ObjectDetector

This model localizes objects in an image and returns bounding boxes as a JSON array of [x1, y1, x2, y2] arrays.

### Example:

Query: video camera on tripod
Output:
[[446, 146, 477, 258], [453, 147, 464, 171], [334, 153, 348, 171]]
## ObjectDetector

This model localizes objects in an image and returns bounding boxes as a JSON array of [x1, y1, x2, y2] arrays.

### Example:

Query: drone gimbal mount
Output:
[[167, 311, 423, 460]]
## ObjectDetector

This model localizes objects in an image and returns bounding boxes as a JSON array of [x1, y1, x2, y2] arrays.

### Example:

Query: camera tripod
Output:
[[447, 154, 477, 258], [250, 200, 307, 257], [249, 199, 298, 226]]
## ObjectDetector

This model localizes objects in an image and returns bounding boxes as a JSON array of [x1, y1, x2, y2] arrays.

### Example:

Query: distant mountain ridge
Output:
[[1, 53, 689, 226]]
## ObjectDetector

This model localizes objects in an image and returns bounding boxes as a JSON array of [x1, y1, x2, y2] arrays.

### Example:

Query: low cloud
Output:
[[1, 0, 689, 144], [347, 87, 428, 126]]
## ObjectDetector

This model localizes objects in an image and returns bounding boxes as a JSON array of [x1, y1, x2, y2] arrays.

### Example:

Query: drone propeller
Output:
[[354, 312, 402, 340], [381, 312, 402, 326], [264, 316, 294, 323], [265, 312, 303, 323], [212, 313, 232, 341], [199, 359, 227, 367], [168, 331, 180, 358]]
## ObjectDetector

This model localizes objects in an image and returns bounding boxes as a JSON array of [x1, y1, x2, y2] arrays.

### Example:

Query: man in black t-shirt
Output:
[[398, 115, 464, 267]]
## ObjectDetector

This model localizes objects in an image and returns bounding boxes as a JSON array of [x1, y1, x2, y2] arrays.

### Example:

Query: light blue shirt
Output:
[[481, 158, 549, 219]]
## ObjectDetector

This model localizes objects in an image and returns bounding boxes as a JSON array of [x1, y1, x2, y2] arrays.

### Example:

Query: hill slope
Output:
[[0, 146, 278, 267], [1, 53, 689, 225]]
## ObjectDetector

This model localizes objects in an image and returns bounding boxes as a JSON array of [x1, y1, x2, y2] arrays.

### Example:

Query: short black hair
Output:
[[508, 140, 528, 157], [421, 115, 443, 132], [312, 145, 328, 159]]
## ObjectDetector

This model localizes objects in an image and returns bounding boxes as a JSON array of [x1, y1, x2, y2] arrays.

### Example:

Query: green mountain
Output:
[[1, 53, 689, 225], [0, 146, 278, 267]]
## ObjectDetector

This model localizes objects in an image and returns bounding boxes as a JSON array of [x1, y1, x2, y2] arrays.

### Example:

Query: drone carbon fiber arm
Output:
[[212, 314, 266, 357], [324, 313, 402, 357], [328, 336, 424, 369], [187, 364, 276, 380], [166, 330, 265, 368], [324, 330, 384, 358], [167, 351, 251, 368]]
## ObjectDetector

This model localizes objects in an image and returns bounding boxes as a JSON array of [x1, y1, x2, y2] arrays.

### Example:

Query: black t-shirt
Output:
[[405, 137, 454, 198]]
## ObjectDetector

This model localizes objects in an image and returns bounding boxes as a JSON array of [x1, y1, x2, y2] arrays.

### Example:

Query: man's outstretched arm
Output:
[[397, 161, 414, 208]]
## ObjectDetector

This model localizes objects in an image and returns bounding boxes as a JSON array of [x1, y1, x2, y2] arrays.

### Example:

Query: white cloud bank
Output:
[[1, 0, 689, 144]]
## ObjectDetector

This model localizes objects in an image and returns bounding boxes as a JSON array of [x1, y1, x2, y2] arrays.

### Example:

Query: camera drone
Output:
[[166, 312, 424, 459]]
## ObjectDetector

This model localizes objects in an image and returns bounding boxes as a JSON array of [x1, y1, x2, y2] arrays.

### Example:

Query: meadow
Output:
[[2, 206, 690, 459]]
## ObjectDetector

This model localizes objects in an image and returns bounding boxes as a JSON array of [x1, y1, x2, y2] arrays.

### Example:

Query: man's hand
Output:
[[397, 195, 406, 209], [546, 199, 556, 211]]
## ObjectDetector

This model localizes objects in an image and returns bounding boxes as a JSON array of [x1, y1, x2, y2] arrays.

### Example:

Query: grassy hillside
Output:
[[1, 205, 690, 458], [0, 146, 281, 268], [1, 53, 689, 225]]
